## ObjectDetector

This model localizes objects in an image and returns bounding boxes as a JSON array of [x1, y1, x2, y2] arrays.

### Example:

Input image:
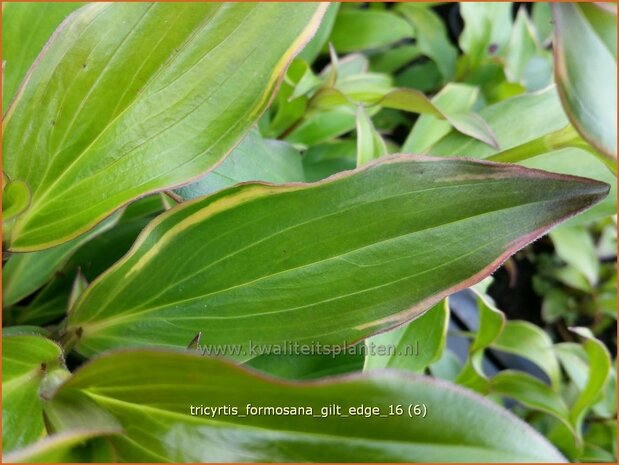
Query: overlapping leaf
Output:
[[174, 130, 305, 201], [66, 155, 608, 358], [553, 3, 617, 159], [44, 350, 566, 462], [3, 211, 121, 307], [428, 87, 616, 223], [3, 2, 325, 251]]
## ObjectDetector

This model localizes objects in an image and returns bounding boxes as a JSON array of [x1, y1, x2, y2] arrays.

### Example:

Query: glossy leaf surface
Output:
[[67, 156, 608, 358], [3, 2, 325, 251], [46, 350, 566, 462]]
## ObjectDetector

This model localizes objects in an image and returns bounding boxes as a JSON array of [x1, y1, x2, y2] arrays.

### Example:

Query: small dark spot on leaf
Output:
[[488, 43, 498, 54], [40, 362, 47, 371], [82, 63, 87, 69], [76, 327, 83, 338]]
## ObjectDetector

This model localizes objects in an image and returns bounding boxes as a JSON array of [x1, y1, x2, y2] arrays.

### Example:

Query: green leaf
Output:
[[369, 44, 422, 74], [503, 8, 552, 91], [355, 106, 388, 166], [428, 87, 616, 223], [302, 140, 356, 182], [1, 2, 85, 114], [2, 430, 119, 464], [265, 60, 310, 138], [8, 275, 74, 327], [549, 224, 600, 286], [402, 83, 479, 154], [245, 350, 364, 381], [298, 3, 340, 63], [552, 3, 617, 159], [364, 299, 449, 373], [377, 89, 499, 149], [396, 4, 457, 80], [396, 60, 442, 92], [2, 211, 121, 307], [456, 292, 505, 392], [429, 349, 463, 382], [285, 106, 357, 147], [68, 271, 89, 311], [174, 131, 305, 201], [3, 2, 326, 252], [520, 148, 616, 226], [2, 326, 51, 338], [532, 2, 553, 45], [329, 10, 414, 53], [492, 320, 561, 389], [491, 370, 574, 436], [428, 86, 567, 159], [66, 155, 608, 358], [337, 72, 393, 103], [2, 335, 67, 452], [2, 179, 31, 225], [459, 2, 513, 68], [568, 327, 612, 437], [45, 349, 566, 462]]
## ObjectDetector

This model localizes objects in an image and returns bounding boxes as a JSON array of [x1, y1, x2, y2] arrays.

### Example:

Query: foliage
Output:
[[2, 2, 616, 463]]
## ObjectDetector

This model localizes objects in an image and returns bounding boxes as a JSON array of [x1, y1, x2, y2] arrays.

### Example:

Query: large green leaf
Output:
[[1, 2, 85, 114], [2, 335, 68, 452], [66, 155, 608, 358], [44, 350, 566, 462], [3, 2, 326, 252], [552, 3, 617, 159]]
